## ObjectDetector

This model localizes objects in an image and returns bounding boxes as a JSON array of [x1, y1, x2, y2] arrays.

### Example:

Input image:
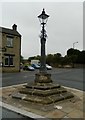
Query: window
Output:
[[5, 56, 13, 66], [7, 37, 13, 47], [9, 56, 13, 65], [5, 56, 9, 66]]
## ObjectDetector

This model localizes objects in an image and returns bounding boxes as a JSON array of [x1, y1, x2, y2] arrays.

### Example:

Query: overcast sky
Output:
[[0, 2, 83, 58]]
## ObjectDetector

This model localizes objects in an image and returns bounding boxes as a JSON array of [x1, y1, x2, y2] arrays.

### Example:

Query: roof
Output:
[[0, 27, 21, 37]]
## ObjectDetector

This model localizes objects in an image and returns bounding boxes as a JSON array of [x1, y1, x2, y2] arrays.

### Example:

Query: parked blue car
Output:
[[31, 64, 40, 69]]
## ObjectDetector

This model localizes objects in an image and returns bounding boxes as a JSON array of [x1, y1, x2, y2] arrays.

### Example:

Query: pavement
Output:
[[0, 84, 85, 119]]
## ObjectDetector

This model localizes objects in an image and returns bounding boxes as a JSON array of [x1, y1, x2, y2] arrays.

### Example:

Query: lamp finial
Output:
[[42, 8, 45, 14]]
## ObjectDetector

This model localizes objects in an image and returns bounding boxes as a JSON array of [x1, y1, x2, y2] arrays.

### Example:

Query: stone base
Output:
[[2, 85, 84, 119], [12, 82, 74, 105], [34, 73, 52, 83], [11, 72, 74, 105]]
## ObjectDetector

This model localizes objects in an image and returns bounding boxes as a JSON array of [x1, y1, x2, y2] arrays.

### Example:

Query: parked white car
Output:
[[23, 65, 35, 71], [38, 63, 52, 70], [46, 64, 52, 70]]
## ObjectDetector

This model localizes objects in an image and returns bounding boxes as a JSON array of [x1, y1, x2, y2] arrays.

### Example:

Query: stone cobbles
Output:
[[45, 109, 65, 118], [67, 109, 83, 118]]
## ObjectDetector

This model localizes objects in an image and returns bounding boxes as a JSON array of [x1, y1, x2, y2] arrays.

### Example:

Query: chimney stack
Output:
[[12, 24, 17, 31]]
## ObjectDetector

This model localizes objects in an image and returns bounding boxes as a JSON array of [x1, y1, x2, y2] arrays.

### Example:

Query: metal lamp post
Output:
[[73, 41, 78, 49], [34, 9, 52, 83], [38, 8, 49, 73]]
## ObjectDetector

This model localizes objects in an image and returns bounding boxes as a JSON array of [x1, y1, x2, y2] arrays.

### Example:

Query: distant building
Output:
[[0, 24, 21, 72], [31, 60, 40, 65]]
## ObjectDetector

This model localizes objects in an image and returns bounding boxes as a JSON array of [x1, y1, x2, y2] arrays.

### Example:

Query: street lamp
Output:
[[34, 9, 52, 83], [38, 8, 49, 73], [73, 41, 78, 49], [12, 8, 74, 105]]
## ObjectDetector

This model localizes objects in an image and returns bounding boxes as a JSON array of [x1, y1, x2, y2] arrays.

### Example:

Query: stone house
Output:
[[0, 24, 21, 72]]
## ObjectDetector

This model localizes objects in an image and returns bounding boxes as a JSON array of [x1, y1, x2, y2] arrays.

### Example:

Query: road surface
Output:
[[1, 68, 84, 91], [0, 106, 35, 119]]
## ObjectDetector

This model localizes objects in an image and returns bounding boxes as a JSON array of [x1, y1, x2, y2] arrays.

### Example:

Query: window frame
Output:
[[4, 55, 14, 66], [6, 36, 13, 48], [5, 56, 9, 66], [9, 56, 13, 66]]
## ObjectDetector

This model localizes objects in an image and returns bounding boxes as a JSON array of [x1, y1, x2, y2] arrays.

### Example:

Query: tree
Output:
[[56, 53, 62, 57], [61, 55, 72, 66], [20, 55, 24, 63], [77, 50, 85, 64], [67, 48, 80, 56], [53, 53, 62, 65], [67, 48, 74, 56], [67, 48, 85, 66], [46, 54, 54, 65], [28, 56, 35, 62], [35, 55, 41, 60]]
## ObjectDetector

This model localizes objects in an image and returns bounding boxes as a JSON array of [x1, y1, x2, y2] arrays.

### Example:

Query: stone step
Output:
[[20, 87, 67, 97], [23, 92, 74, 104], [25, 84, 61, 90]]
